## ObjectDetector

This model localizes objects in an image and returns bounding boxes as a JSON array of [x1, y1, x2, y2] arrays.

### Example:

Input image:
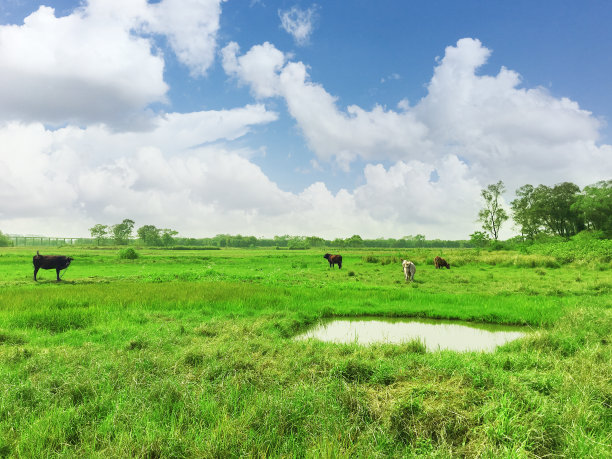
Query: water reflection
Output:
[[295, 317, 527, 352]]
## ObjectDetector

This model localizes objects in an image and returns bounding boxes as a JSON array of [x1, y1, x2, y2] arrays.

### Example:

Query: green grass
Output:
[[0, 246, 610, 457]]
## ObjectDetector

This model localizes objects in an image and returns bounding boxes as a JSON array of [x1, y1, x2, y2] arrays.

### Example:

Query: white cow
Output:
[[402, 260, 416, 282]]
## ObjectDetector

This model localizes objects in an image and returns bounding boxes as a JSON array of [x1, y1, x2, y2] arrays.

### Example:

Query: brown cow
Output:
[[33, 251, 73, 281], [434, 256, 450, 269], [323, 253, 342, 269]]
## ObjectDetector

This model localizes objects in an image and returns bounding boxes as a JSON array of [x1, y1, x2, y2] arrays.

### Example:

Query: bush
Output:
[[118, 248, 139, 260], [0, 231, 13, 247]]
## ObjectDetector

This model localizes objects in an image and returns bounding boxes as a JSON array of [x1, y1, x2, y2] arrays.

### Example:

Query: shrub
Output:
[[0, 230, 13, 247], [118, 248, 139, 260]]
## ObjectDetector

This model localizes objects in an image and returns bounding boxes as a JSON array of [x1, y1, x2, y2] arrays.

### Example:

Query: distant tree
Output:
[[572, 180, 612, 235], [413, 234, 426, 247], [469, 231, 490, 248], [287, 236, 308, 249], [478, 181, 509, 241], [89, 224, 109, 246], [161, 229, 178, 247], [345, 234, 364, 247], [112, 219, 135, 245], [331, 238, 345, 247], [305, 236, 326, 247], [273, 235, 292, 247], [137, 225, 162, 246], [0, 230, 12, 247], [510, 184, 542, 240], [214, 234, 230, 247]]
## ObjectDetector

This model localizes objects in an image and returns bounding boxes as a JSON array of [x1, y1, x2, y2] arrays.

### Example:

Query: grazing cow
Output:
[[402, 260, 416, 282], [434, 256, 450, 269], [33, 251, 73, 281], [323, 253, 342, 269]]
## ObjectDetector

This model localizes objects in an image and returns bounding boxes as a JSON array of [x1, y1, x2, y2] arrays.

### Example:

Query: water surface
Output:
[[295, 317, 527, 352]]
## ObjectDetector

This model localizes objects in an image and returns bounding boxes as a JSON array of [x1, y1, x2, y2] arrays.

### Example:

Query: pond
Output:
[[295, 317, 528, 352]]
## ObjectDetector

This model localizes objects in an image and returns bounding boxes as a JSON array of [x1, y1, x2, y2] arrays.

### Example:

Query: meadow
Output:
[[0, 245, 610, 457]]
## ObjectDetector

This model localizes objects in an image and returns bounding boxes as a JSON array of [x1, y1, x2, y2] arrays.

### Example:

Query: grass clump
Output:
[[118, 248, 139, 260]]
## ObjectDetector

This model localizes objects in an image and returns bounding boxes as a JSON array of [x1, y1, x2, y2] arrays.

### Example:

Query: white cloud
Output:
[[0, 0, 224, 128], [222, 42, 286, 99], [0, 116, 485, 240], [278, 5, 317, 46], [0, 104, 278, 232], [223, 38, 612, 189], [145, 0, 225, 77]]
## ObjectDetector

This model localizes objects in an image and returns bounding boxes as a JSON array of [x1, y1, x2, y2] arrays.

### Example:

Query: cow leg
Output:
[[56, 268, 61, 281], [34, 267, 39, 281]]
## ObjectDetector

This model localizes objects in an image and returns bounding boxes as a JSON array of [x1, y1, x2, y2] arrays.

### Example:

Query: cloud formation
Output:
[[222, 38, 611, 189], [0, 0, 224, 128], [278, 5, 318, 46]]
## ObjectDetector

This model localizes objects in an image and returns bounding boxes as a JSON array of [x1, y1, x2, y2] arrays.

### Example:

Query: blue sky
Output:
[[0, 0, 610, 239]]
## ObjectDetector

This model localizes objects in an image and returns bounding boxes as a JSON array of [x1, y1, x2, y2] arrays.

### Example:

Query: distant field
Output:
[[0, 246, 610, 457]]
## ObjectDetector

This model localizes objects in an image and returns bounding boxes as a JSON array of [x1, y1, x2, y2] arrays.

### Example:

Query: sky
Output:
[[0, 0, 611, 240]]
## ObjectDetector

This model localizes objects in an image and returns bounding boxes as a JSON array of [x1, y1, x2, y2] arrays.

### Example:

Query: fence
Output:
[[10, 237, 98, 247]]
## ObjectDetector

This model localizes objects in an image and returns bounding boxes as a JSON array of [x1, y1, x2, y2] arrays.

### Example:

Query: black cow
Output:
[[33, 251, 73, 281], [323, 253, 342, 269]]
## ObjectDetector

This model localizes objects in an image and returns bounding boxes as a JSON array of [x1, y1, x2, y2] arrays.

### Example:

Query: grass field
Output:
[[0, 246, 610, 457]]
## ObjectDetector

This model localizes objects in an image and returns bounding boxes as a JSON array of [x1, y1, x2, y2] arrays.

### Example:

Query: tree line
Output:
[[86, 223, 470, 249], [89, 219, 178, 246], [475, 179, 611, 243]]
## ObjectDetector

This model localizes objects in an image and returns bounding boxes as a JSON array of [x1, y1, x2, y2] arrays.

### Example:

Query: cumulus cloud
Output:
[[2, 12, 610, 242], [415, 38, 608, 187], [0, 116, 484, 240], [222, 43, 432, 170], [0, 0, 224, 128], [222, 42, 286, 99], [278, 5, 318, 46], [145, 0, 224, 77], [222, 38, 612, 189], [0, 104, 278, 230]]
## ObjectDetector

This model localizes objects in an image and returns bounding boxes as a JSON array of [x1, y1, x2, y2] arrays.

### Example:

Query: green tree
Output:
[[414, 234, 426, 247], [510, 184, 542, 240], [112, 219, 135, 245], [345, 234, 363, 247], [89, 224, 109, 246], [469, 231, 490, 247], [137, 225, 162, 246], [533, 182, 583, 238], [273, 235, 291, 247], [0, 230, 12, 247], [478, 181, 509, 241], [572, 180, 612, 235], [161, 229, 178, 247], [305, 236, 326, 247], [331, 238, 345, 247]]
